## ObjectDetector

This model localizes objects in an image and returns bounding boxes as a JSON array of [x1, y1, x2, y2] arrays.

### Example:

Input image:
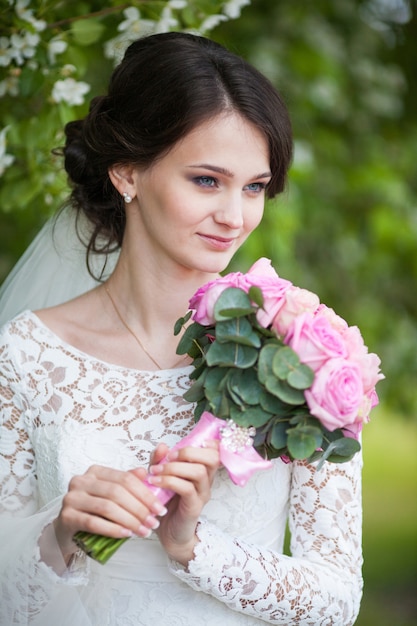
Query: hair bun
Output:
[[63, 119, 92, 185]]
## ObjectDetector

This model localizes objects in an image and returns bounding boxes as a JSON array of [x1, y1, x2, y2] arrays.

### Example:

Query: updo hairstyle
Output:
[[62, 32, 293, 269]]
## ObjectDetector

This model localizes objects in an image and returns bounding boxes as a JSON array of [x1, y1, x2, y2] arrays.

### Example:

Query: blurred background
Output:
[[1, 1, 416, 623]]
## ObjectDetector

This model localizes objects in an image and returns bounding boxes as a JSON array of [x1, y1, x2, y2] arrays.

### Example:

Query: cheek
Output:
[[245, 203, 265, 233]]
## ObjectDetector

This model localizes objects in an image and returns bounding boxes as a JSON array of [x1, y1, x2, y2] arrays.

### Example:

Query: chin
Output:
[[193, 251, 235, 275]]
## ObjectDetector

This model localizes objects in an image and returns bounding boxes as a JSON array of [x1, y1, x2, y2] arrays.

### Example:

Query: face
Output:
[[127, 112, 271, 275]]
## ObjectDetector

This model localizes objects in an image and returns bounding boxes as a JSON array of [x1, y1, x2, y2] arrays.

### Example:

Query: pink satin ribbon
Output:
[[144, 411, 272, 505]]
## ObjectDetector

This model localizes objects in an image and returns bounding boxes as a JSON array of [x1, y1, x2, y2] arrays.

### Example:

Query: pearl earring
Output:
[[123, 192, 132, 204]]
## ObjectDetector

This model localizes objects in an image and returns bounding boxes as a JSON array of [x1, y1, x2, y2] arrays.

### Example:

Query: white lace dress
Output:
[[0, 311, 363, 626]]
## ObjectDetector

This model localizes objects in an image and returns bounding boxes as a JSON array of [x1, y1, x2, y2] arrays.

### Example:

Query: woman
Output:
[[0, 32, 362, 625]]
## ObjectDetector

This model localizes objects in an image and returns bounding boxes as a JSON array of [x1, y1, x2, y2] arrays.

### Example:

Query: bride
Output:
[[0, 32, 363, 626]]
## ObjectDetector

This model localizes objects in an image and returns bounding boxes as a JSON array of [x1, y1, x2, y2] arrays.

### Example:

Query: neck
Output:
[[108, 255, 216, 333]]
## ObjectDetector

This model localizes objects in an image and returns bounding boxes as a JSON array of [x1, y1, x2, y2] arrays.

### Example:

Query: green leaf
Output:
[[71, 18, 106, 46], [183, 370, 206, 402], [248, 285, 264, 308], [287, 426, 322, 459], [204, 367, 228, 398], [174, 310, 192, 335], [272, 346, 300, 379], [206, 340, 258, 368], [215, 317, 261, 347], [176, 322, 207, 355], [322, 436, 361, 463], [230, 404, 272, 427], [214, 288, 255, 321], [287, 364, 314, 390], [257, 343, 280, 384], [259, 390, 290, 415], [270, 421, 288, 449], [265, 377, 306, 405], [228, 369, 263, 405]]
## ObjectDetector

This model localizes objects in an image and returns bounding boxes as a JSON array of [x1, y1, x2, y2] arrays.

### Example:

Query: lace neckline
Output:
[[22, 310, 194, 376]]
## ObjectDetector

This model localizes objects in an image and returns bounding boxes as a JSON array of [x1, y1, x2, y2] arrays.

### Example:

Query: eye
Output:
[[244, 182, 267, 194], [194, 175, 217, 188]]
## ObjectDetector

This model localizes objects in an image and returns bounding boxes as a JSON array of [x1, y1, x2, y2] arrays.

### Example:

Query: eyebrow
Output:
[[186, 164, 272, 179]]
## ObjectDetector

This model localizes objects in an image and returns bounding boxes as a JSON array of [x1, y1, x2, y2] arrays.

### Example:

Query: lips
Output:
[[198, 234, 237, 250]]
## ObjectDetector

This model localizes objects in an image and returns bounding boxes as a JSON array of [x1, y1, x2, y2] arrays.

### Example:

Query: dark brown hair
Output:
[[62, 32, 293, 270]]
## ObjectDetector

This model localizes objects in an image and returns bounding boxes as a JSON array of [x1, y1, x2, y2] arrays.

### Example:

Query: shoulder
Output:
[[0, 310, 37, 345]]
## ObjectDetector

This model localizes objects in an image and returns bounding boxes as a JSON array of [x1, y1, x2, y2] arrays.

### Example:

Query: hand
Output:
[[147, 442, 220, 566], [53, 464, 168, 563]]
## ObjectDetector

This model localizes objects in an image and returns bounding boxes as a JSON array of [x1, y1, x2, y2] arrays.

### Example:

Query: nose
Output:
[[214, 193, 244, 229]]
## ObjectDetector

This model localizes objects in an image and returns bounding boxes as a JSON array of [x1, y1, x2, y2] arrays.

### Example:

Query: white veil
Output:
[[0, 207, 119, 326]]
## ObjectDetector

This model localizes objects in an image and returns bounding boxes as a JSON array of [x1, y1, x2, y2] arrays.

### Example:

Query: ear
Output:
[[108, 164, 137, 200]]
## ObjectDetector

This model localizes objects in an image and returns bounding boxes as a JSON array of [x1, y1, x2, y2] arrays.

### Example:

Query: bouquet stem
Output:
[[73, 532, 129, 564]]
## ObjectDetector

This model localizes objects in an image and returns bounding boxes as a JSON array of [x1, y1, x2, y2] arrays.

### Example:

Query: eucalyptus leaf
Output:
[[214, 288, 254, 321], [316, 437, 361, 470], [216, 317, 261, 347], [206, 340, 258, 368], [287, 364, 315, 390], [183, 378, 205, 403], [176, 322, 207, 355], [248, 285, 264, 308], [272, 346, 300, 379], [259, 390, 290, 415], [257, 343, 279, 384], [230, 404, 272, 427], [270, 421, 288, 449], [287, 429, 318, 459], [174, 310, 192, 335], [229, 369, 263, 405], [265, 377, 306, 405], [204, 367, 229, 399]]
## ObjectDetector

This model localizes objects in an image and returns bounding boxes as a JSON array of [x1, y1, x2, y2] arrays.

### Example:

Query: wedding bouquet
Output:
[[74, 258, 383, 563], [175, 257, 383, 466]]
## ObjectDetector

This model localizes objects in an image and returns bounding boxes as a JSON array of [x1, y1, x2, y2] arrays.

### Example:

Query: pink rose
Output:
[[315, 304, 349, 334], [285, 312, 348, 372], [189, 272, 243, 325], [343, 326, 384, 393], [243, 258, 292, 327], [272, 286, 320, 337], [305, 358, 364, 432]]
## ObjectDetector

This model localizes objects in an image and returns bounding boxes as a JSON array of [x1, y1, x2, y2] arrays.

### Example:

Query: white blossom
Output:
[[48, 38, 68, 64], [106, 16, 157, 64], [9, 31, 40, 65], [0, 127, 15, 177], [0, 75, 20, 97], [61, 64, 76, 77], [0, 37, 12, 67], [51, 78, 90, 106], [168, 0, 187, 8], [199, 14, 227, 33], [118, 7, 142, 33], [15, 0, 46, 32], [155, 6, 179, 32], [223, 0, 251, 19]]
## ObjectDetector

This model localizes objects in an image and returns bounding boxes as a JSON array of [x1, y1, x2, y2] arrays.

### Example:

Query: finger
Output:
[[76, 466, 167, 516], [63, 487, 161, 537], [150, 443, 170, 466]]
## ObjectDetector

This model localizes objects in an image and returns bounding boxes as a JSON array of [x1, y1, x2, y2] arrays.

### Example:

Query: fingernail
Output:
[[138, 525, 152, 538], [166, 450, 178, 461], [145, 515, 160, 530], [147, 475, 161, 485], [152, 502, 168, 516], [149, 464, 163, 475], [121, 528, 133, 537]]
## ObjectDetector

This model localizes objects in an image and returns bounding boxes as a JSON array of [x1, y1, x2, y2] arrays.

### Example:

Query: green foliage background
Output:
[[1, 1, 416, 623]]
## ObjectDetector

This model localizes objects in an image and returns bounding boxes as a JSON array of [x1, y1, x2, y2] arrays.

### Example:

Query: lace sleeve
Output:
[[170, 453, 363, 625], [0, 324, 89, 625]]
